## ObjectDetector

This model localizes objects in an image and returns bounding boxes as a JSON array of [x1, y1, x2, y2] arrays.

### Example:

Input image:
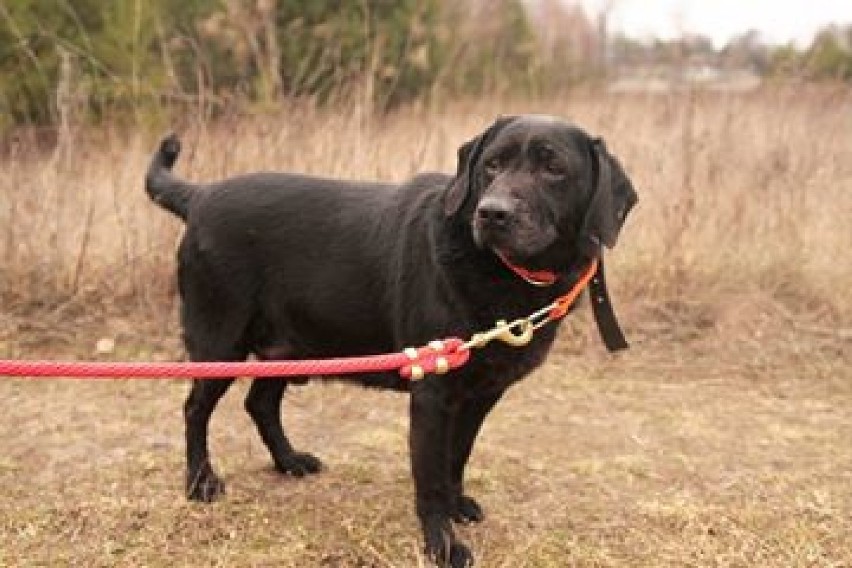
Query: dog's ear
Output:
[[581, 138, 638, 250], [444, 116, 516, 217]]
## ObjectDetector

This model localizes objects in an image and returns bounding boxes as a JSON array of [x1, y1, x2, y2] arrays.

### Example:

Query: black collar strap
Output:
[[588, 253, 629, 352]]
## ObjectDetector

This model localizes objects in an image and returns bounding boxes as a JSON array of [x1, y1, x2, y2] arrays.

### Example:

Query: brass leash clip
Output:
[[462, 318, 535, 351]]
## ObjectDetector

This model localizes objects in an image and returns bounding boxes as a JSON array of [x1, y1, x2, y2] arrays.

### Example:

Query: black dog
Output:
[[145, 115, 636, 567]]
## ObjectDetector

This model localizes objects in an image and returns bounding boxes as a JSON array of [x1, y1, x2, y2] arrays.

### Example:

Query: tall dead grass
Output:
[[1, 87, 850, 325]]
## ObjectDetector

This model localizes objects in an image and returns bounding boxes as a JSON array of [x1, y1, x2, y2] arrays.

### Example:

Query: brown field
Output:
[[1, 88, 851, 566]]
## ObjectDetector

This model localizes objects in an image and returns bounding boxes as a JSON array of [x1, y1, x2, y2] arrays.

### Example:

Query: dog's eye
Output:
[[544, 160, 565, 177], [484, 158, 502, 176], [534, 145, 564, 177]]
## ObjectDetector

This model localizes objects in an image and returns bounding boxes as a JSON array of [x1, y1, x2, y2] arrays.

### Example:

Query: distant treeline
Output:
[[1, 0, 850, 130], [611, 25, 852, 81], [0, 0, 563, 129]]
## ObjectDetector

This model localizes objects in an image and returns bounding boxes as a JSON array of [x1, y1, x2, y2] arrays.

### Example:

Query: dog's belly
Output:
[[253, 297, 393, 355]]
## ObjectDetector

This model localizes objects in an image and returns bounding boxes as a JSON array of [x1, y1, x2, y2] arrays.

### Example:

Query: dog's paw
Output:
[[423, 519, 475, 567], [275, 451, 323, 477], [452, 494, 485, 524], [424, 536, 474, 568], [186, 463, 226, 502], [447, 542, 475, 568]]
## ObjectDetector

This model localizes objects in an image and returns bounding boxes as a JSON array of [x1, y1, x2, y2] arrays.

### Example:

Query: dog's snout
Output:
[[476, 199, 515, 228]]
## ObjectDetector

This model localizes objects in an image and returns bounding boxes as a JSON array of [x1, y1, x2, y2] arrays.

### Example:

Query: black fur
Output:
[[145, 115, 636, 567]]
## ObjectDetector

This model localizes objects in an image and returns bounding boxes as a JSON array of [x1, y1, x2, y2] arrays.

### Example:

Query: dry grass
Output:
[[0, 87, 851, 566]]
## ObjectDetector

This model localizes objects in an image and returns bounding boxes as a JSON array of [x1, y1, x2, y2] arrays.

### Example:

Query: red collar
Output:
[[495, 252, 559, 287]]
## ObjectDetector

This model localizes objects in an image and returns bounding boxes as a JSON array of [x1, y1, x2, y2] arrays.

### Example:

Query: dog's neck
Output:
[[495, 247, 630, 353]]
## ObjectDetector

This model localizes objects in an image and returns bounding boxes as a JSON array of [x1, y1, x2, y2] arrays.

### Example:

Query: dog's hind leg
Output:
[[185, 377, 237, 502], [182, 313, 250, 502], [244, 379, 323, 476], [178, 241, 258, 501]]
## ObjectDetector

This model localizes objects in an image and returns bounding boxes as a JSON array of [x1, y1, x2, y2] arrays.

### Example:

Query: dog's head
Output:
[[445, 115, 637, 270]]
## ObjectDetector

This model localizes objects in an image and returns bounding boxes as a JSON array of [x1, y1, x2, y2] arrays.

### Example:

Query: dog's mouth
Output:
[[472, 220, 506, 248], [473, 220, 559, 268], [474, 224, 522, 262], [490, 245, 523, 267]]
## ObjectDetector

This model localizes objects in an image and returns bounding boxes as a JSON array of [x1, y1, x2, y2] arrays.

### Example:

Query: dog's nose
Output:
[[476, 199, 514, 229]]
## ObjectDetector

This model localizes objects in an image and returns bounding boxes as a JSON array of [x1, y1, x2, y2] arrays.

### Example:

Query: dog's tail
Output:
[[145, 133, 194, 221]]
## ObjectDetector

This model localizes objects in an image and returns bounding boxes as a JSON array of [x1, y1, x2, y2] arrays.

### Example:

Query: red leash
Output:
[[0, 260, 598, 381], [0, 338, 469, 380]]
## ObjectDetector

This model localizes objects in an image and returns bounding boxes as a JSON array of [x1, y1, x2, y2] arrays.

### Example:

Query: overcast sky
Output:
[[580, 0, 852, 47]]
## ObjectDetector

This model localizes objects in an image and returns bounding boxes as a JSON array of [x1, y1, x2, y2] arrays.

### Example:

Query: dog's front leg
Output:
[[450, 391, 503, 524], [410, 382, 473, 568]]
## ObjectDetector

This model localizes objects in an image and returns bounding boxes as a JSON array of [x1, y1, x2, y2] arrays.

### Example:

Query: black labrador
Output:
[[145, 115, 637, 567]]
